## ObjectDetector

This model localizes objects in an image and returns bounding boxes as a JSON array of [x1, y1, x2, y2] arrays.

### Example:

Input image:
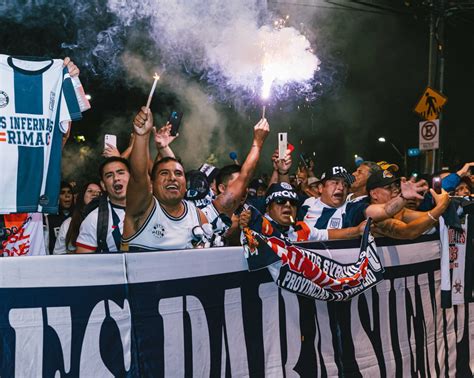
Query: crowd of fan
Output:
[[44, 103, 473, 255], [2, 61, 474, 256]]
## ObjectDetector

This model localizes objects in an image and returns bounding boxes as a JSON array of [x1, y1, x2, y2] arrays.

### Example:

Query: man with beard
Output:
[[76, 157, 130, 253]]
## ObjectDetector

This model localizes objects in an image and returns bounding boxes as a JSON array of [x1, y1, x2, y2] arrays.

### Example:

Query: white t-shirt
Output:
[[76, 200, 125, 252], [53, 217, 74, 254]]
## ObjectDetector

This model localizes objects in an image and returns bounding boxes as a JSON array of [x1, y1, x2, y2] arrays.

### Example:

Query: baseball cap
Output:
[[377, 161, 399, 173], [185, 170, 210, 200], [366, 169, 400, 191], [320, 166, 355, 185], [199, 163, 220, 183], [307, 177, 321, 185], [265, 182, 298, 205], [248, 178, 267, 196]]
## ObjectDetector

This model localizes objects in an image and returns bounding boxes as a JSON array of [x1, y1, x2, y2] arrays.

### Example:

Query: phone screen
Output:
[[432, 176, 442, 194], [278, 133, 287, 159], [168, 111, 183, 136]]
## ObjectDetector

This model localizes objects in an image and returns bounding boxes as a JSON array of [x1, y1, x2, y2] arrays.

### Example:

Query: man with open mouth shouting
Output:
[[76, 157, 129, 253], [299, 165, 428, 232]]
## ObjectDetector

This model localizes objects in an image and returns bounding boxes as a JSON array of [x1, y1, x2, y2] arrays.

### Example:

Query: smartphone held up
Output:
[[104, 134, 117, 149], [432, 176, 442, 194], [168, 111, 183, 136], [278, 133, 287, 160]]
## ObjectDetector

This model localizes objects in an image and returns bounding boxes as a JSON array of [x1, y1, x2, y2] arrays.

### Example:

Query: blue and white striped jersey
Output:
[[298, 197, 369, 229], [0, 55, 87, 214]]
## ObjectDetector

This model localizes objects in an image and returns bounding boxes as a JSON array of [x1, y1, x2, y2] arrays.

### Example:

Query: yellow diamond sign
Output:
[[414, 86, 447, 120]]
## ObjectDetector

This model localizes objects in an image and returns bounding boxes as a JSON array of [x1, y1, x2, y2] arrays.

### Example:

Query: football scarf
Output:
[[242, 213, 384, 301]]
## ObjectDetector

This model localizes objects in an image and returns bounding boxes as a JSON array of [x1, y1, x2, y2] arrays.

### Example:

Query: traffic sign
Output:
[[407, 148, 420, 157], [414, 87, 447, 120], [419, 119, 439, 150]]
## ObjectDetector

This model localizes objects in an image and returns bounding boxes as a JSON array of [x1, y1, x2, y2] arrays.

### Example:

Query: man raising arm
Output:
[[200, 119, 269, 239], [122, 107, 208, 251]]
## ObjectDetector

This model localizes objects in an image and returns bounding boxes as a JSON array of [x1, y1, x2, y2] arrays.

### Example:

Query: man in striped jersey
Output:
[[298, 165, 427, 231]]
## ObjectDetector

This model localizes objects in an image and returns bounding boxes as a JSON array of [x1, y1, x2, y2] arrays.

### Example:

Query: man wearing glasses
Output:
[[240, 182, 367, 242]]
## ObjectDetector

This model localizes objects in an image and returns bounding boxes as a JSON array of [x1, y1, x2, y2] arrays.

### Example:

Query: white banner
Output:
[[0, 235, 472, 376]]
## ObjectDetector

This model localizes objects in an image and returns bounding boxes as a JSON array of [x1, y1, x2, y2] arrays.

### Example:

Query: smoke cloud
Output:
[[2, 0, 431, 176], [107, 0, 320, 104]]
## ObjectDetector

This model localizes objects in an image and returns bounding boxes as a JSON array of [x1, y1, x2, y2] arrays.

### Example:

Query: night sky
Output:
[[0, 0, 471, 182]]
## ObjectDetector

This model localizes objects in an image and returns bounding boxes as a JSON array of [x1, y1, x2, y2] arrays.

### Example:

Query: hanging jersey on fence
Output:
[[0, 55, 89, 214]]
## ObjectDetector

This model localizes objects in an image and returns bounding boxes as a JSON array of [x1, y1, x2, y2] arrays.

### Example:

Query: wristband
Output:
[[427, 212, 438, 222], [278, 170, 290, 175]]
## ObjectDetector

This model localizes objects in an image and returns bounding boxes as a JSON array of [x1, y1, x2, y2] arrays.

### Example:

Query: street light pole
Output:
[[378, 137, 408, 176]]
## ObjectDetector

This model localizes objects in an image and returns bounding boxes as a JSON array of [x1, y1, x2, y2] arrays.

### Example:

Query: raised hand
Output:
[[271, 148, 292, 174], [253, 118, 270, 147], [239, 209, 252, 230], [153, 123, 178, 149], [296, 166, 307, 183], [133, 106, 154, 136], [430, 188, 450, 209], [63, 57, 80, 77], [457, 162, 474, 177], [102, 143, 121, 158], [271, 149, 279, 171], [400, 178, 428, 200]]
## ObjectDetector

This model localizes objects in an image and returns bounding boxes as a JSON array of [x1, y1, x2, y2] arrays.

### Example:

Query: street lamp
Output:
[[377, 136, 407, 176]]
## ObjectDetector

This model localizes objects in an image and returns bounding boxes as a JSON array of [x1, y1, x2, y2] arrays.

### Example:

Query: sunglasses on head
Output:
[[273, 198, 298, 206]]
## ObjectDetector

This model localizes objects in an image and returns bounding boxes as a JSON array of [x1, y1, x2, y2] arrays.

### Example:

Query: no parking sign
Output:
[[419, 119, 439, 150]]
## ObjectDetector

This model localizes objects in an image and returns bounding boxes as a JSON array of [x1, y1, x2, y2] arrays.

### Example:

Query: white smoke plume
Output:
[[107, 0, 320, 103]]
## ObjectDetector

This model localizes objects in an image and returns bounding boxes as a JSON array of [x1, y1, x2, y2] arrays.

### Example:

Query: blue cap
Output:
[[265, 182, 298, 205]]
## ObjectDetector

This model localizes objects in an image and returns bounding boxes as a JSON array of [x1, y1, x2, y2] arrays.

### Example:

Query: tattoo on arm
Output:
[[376, 219, 405, 238], [384, 196, 404, 218]]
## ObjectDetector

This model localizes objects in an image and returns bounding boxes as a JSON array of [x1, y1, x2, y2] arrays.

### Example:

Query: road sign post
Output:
[[414, 87, 447, 121], [419, 119, 439, 151]]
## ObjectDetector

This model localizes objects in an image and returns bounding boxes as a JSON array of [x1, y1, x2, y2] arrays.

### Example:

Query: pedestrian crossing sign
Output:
[[414, 86, 447, 120]]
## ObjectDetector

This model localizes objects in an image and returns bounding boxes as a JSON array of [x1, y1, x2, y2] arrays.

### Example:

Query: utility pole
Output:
[[437, 0, 446, 172], [424, 0, 446, 174]]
